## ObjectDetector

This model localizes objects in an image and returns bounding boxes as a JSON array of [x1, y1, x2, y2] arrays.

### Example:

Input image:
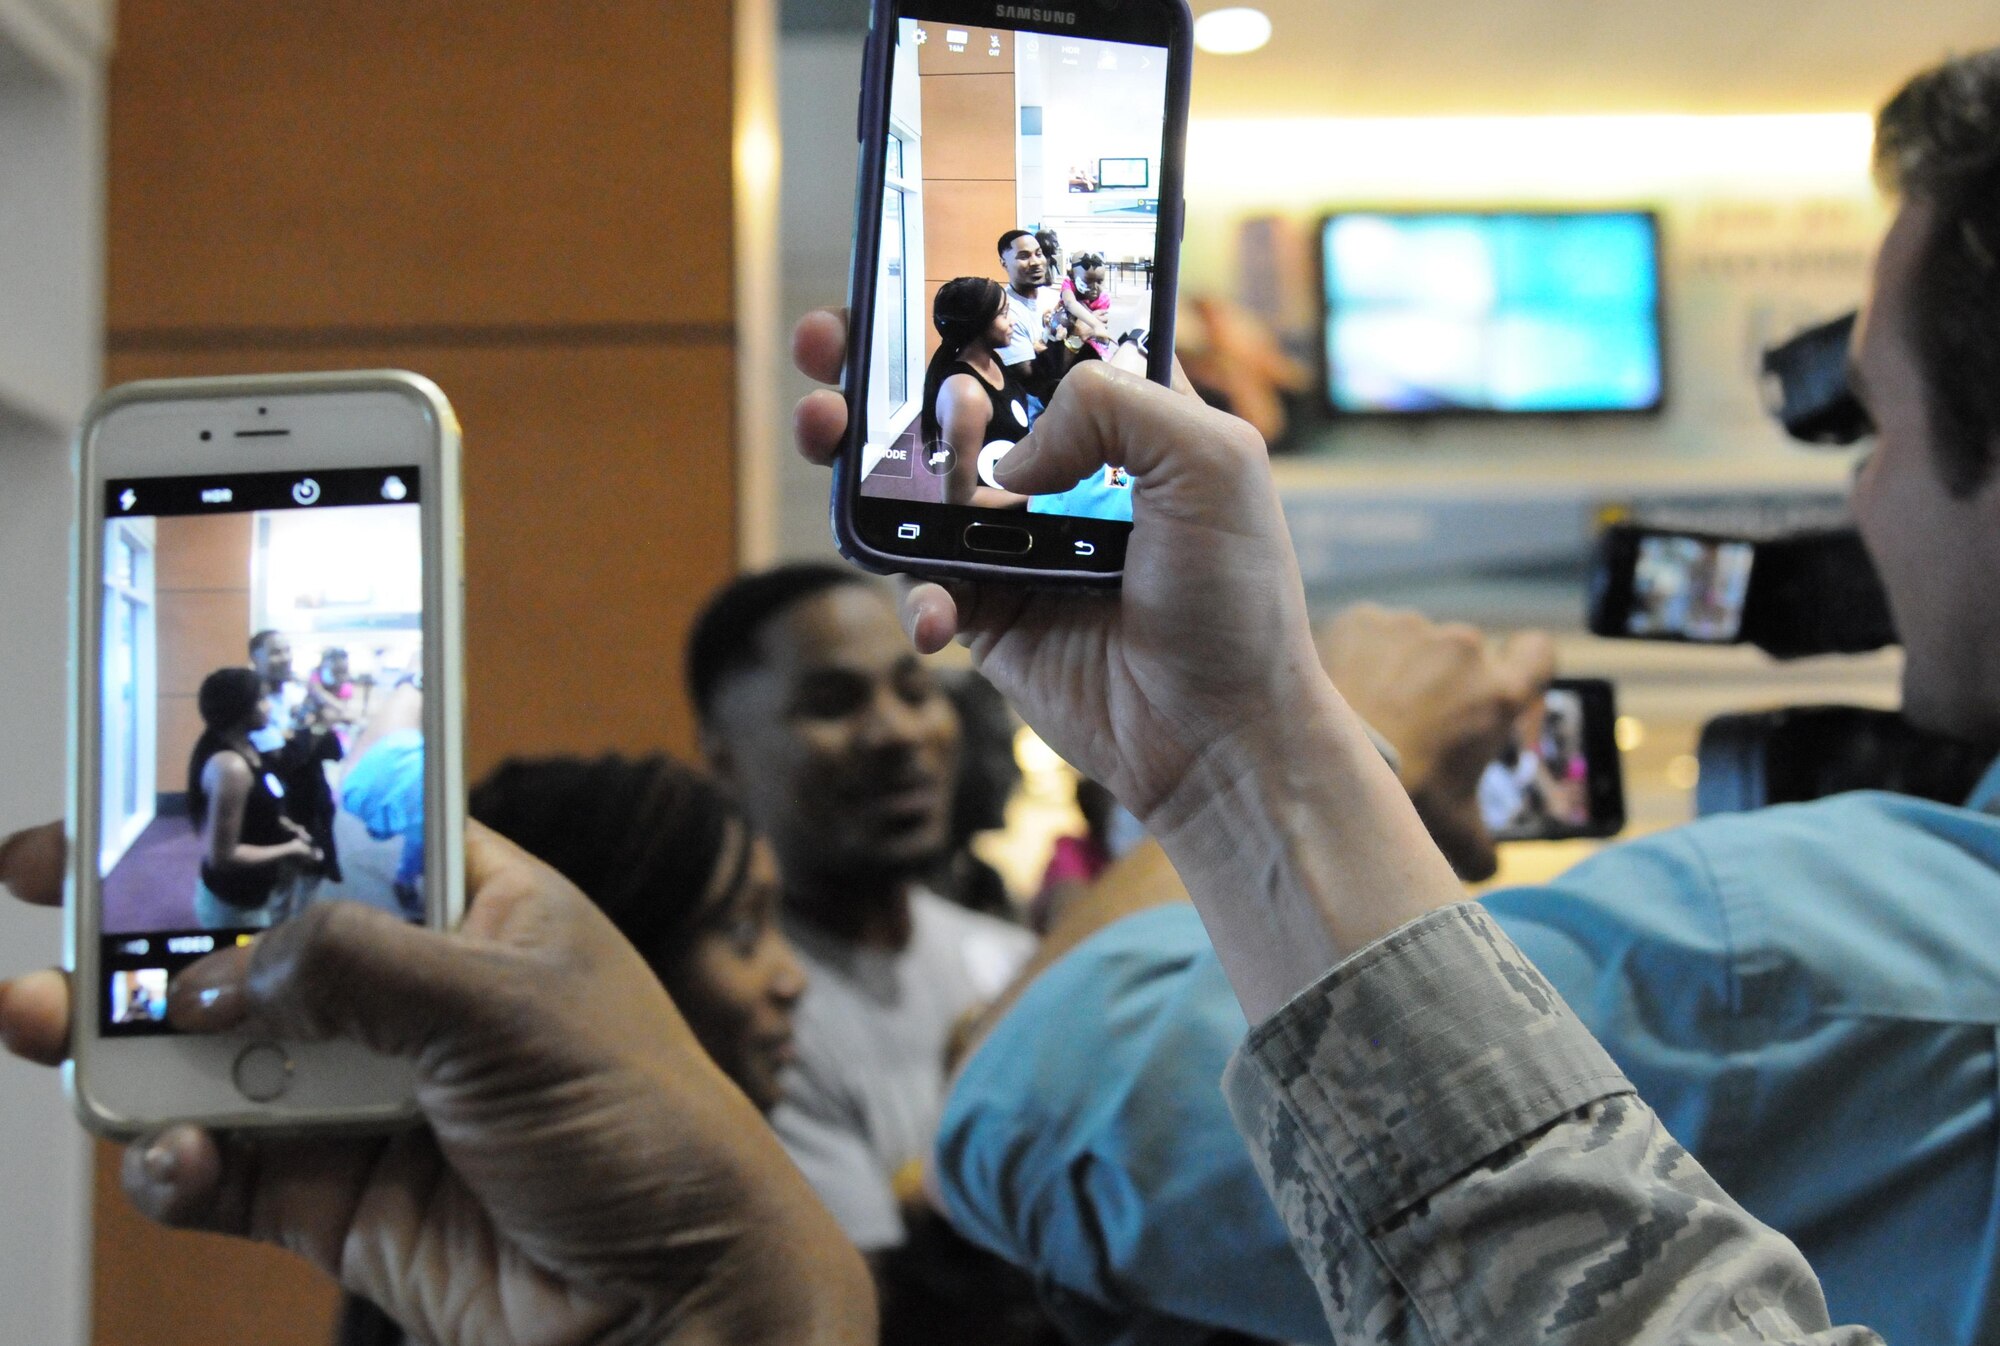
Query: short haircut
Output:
[[998, 229, 1038, 257], [686, 562, 875, 723], [1873, 47, 2000, 496], [248, 629, 282, 659]]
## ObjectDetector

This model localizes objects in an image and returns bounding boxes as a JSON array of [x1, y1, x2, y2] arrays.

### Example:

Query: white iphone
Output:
[[66, 372, 466, 1135]]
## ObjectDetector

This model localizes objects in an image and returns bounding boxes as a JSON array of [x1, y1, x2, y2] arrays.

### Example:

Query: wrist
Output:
[[1143, 673, 1467, 1025]]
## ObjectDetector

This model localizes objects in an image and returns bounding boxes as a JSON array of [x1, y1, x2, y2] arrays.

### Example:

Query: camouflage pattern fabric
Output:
[[1222, 902, 1882, 1345]]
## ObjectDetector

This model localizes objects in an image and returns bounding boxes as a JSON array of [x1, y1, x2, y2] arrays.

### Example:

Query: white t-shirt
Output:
[[770, 889, 1035, 1250], [998, 286, 1056, 368]]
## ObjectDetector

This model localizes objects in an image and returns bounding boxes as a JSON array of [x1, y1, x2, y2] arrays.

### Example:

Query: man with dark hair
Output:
[[934, 48, 2000, 1346], [995, 229, 1054, 380], [686, 562, 1034, 1260], [247, 628, 305, 750], [246, 626, 343, 882]]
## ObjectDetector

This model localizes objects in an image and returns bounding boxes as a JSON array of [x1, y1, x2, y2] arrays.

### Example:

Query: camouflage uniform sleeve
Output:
[[1221, 902, 1881, 1346]]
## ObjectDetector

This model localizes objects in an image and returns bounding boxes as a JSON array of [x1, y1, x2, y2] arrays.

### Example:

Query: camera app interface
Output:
[[1480, 687, 1599, 841], [96, 468, 426, 1035], [1629, 534, 1755, 641], [858, 14, 1169, 523]]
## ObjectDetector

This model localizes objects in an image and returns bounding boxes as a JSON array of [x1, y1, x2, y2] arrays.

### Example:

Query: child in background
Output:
[[1059, 253, 1115, 359], [305, 646, 364, 750]]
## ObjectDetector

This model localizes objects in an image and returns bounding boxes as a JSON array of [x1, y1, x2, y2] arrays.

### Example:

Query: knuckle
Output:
[[252, 902, 377, 1015]]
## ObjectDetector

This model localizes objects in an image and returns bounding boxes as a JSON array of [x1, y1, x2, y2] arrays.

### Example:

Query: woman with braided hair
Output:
[[337, 753, 805, 1346], [919, 276, 1034, 509]]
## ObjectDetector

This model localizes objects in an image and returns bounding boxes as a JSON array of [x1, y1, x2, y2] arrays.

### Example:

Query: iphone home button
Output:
[[233, 1043, 294, 1102]]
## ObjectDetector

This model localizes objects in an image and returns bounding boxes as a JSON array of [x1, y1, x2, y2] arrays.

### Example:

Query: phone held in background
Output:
[[1480, 678, 1626, 843], [833, 0, 1195, 585], [68, 372, 466, 1136], [1588, 522, 1895, 659]]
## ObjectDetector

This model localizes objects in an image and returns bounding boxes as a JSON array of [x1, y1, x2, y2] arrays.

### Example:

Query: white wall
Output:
[[773, 32, 864, 561], [0, 0, 105, 1341]]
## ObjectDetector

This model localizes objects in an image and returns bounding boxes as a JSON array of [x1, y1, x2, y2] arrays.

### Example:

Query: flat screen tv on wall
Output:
[[1320, 209, 1664, 416]]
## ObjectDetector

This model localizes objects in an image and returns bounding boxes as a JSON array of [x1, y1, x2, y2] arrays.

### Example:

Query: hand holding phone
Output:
[[7, 823, 875, 1346], [69, 372, 466, 1135], [833, 0, 1194, 584]]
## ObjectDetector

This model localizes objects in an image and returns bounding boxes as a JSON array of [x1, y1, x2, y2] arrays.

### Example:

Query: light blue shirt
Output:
[[936, 759, 2000, 1346], [1027, 463, 1134, 523]]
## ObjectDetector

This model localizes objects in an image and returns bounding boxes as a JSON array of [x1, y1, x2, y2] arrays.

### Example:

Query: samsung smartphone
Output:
[[1588, 522, 1894, 658], [833, 0, 1194, 584], [1480, 678, 1625, 842], [67, 372, 465, 1136]]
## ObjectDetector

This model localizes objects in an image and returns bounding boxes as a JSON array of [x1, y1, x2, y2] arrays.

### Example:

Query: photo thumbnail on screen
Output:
[[858, 15, 1170, 523], [1628, 534, 1755, 641], [96, 468, 428, 1036], [1480, 687, 1597, 840]]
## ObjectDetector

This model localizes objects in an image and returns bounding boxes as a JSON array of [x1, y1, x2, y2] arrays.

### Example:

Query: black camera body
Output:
[[1762, 311, 1874, 446], [1589, 522, 1895, 659], [1696, 706, 1990, 817]]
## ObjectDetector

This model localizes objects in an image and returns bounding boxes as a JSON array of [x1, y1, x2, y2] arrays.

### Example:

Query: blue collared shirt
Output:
[[936, 760, 2000, 1346]]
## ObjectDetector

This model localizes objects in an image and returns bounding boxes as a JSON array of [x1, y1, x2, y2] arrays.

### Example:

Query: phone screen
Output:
[[857, 13, 1171, 525], [1627, 533, 1756, 641], [1480, 683, 1621, 842], [95, 467, 427, 1037]]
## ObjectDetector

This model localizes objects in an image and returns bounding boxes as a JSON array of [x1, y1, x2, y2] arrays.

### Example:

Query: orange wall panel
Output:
[[155, 514, 255, 594], [107, 2, 736, 333], [96, 3, 747, 1343], [918, 73, 1017, 181], [90, 1140, 342, 1346], [925, 180, 1020, 285], [916, 24, 1014, 75]]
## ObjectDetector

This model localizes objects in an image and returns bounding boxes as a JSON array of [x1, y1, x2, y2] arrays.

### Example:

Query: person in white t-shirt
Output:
[[995, 229, 1056, 377], [685, 562, 1046, 1343]]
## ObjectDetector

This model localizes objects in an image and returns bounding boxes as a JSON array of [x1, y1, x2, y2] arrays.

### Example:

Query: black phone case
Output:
[[831, 0, 1194, 587]]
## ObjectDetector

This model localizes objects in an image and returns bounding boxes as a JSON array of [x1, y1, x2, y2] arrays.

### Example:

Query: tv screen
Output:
[[1098, 156, 1150, 189], [1321, 210, 1663, 415]]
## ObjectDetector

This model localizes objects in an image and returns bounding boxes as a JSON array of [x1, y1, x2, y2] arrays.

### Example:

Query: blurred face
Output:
[[253, 635, 293, 685], [707, 586, 962, 886], [1849, 199, 2000, 744], [1002, 236, 1046, 292], [667, 838, 805, 1113], [324, 652, 349, 684], [1078, 265, 1107, 293]]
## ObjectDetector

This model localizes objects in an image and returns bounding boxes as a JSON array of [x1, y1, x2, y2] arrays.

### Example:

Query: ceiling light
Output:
[[1194, 7, 1271, 56]]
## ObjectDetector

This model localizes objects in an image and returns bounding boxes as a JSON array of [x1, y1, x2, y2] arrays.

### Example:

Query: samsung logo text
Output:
[[997, 6, 1077, 24]]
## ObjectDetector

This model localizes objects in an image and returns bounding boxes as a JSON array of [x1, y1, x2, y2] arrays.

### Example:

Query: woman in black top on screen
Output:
[[188, 666, 320, 930], [920, 277, 1032, 509]]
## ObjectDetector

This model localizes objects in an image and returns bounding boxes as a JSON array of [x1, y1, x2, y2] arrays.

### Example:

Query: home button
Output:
[[962, 523, 1033, 555], [232, 1043, 294, 1103]]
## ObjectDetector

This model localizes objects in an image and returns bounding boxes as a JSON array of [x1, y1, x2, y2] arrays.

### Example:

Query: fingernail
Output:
[[993, 439, 1037, 487], [169, 953, 249, 1029], [142, 1139, 178, 1185]]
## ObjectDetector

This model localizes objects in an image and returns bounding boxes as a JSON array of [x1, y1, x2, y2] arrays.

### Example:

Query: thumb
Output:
[[993, 361, 1259, 501], [168, 901, 500, 1059], [1494, 630, 1558, 708], [168, 826, 533, 1058]]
